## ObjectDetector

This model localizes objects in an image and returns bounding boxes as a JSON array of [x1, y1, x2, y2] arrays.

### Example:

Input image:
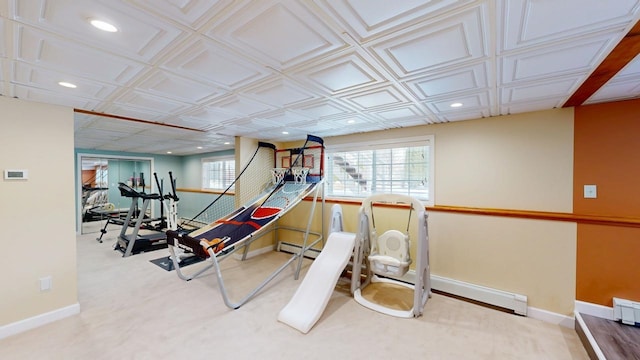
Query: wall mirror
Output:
[[78, 154, 153, 235]]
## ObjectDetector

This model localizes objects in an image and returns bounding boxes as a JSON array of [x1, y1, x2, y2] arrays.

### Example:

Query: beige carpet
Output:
[[0, 225, 588, 359], [361, 281, 415, 311]]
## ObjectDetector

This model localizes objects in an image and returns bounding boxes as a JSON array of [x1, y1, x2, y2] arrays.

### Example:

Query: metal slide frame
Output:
[[167, 179, 324, 309]]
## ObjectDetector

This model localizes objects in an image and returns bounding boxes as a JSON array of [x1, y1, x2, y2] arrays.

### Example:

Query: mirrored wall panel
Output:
[[80, 156, 152, 234]]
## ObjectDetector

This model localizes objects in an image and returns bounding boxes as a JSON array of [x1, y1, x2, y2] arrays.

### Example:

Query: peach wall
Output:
[[0, 97, 77, 326], [327, 109, 575, 212], [283, 108, 577, 315], [574, 98, 640, 306]]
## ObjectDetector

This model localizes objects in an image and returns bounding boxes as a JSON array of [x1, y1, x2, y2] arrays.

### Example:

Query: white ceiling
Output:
[[2, 0, 640, 155]]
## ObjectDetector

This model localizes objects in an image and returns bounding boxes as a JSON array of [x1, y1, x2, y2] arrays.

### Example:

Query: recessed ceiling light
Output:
[[224, 142, 231, 145], [450, 102, 463, 108], [282, 131, 289, 135], [90, 19, 118, 32], [58, 81, 77, 88], [197, 146, 203, 149], [347, 119, 356, 124], [166, 151, 172, 154]]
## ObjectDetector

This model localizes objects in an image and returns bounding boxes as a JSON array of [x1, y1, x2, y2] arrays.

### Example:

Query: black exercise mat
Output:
[[150, 255, 204, 271]]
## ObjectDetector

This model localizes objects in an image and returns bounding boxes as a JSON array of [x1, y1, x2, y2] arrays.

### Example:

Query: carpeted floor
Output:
[[0, 226, 589, 359]]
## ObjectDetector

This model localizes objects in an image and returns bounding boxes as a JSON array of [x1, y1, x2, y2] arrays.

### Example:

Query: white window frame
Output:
[[325, 135, 434, 206], [202, 155, 236, 190]]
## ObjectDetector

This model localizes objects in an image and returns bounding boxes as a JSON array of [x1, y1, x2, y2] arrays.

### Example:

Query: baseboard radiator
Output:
[[277, 241, 322, 259], [388, 271, 528, 316], [613, 297, 640, 326], [429, 275, 528, 316], [277, 241, 528, 316]]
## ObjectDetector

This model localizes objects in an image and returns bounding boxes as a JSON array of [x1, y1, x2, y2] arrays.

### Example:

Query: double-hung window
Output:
[[202, 156, 235, 190], [326, 135, 434, 205]]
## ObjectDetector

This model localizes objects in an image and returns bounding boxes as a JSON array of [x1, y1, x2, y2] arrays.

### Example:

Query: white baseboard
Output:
[[575, 300, 614, 320], [0, 303, 80, 340], [528, 306, 575, 328]]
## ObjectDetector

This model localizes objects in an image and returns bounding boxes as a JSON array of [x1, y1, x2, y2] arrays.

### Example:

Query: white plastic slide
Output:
[[277, 231, 356, 333]]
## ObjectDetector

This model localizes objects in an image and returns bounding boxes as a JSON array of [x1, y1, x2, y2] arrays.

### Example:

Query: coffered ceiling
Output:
[[1, 0, 640, 155]]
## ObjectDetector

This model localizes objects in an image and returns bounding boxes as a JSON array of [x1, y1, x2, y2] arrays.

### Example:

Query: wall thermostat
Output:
[[4, 169, 29, 180]]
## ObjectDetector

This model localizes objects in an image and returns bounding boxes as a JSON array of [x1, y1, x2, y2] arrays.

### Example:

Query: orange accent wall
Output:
[[574, 99, 640, 306], [82, 170, 96, 187]]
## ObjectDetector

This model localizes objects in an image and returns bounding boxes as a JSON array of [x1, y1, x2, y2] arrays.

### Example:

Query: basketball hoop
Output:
[[291, 167, 309, 184], [271, 168, 287, 185]]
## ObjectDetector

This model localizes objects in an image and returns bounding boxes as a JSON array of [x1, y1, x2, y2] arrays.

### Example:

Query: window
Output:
[[202, 156, 235, 190], [326, 136, 434, 205]]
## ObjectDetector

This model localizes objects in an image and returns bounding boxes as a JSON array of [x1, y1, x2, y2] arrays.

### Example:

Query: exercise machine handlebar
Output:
[[167, 171, 179, 201], [117, 182, 162, 200], [153, 172, 165, 202]]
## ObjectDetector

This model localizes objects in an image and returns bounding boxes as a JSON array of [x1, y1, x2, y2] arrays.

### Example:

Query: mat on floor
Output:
[[150, 255, 204, 271]]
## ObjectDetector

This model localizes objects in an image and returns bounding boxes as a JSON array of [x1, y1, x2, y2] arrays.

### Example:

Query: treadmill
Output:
[[114, 182, 167, 257]]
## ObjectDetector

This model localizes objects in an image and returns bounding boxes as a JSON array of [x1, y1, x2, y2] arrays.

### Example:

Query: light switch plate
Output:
[[584, 184, 597, 198]]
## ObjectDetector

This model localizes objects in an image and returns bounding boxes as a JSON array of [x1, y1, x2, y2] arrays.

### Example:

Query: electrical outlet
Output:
[[39, 276, 52, 291]]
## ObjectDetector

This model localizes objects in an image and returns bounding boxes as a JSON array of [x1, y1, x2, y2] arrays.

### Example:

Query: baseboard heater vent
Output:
[[431, 275, 528, 316], [277, 241, 321, 259], [613, 297, 640, 326]]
